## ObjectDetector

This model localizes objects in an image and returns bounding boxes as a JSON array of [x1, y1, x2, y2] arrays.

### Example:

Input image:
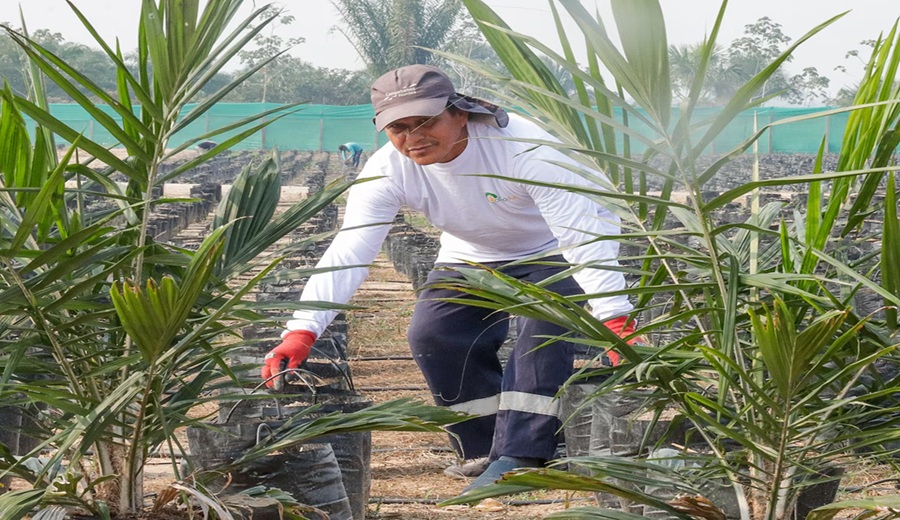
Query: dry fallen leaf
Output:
[[668, 494, 727, 520], [474, 498, 506, 512]]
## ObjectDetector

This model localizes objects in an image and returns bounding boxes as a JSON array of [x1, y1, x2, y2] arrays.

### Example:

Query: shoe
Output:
[[444, 456, 490, 479], [461, 456, 543, 494]]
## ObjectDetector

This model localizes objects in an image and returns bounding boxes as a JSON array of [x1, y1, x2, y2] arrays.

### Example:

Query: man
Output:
[[262, 65, 639, 493], [338, 142, 364, 168]]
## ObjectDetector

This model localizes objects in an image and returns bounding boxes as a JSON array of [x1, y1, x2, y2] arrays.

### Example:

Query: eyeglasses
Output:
[[384, 111, 446, 137]]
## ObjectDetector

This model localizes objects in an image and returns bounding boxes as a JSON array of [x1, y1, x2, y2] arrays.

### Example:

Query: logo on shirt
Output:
[[485, 192, 508, 203]]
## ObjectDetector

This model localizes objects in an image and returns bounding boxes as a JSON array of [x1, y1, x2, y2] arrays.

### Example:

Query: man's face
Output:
[[383, 109, 469, 165]]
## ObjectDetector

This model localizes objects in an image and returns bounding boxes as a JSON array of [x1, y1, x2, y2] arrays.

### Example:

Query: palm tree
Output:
[[669, 42, 746, 105], [331, 0, 463, 76], [441, 17, 507, 96]]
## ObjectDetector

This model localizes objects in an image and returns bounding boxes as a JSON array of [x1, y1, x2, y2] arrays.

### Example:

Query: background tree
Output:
[[440, 18, 506, 96], [786, 66, 831, 105], [669, 42, 742, 105], [234, 6, 305, 103], [668, 17, 833, 106], [0, 26, 231, 102], [0, 28, 116, 101], [277, 62, 373, 104], [728, 16, 792, 67], [0, 27, 27, 94], [227, 57, 371, 104], [331, 0, 463, 76], [828, 39, 878, 106]]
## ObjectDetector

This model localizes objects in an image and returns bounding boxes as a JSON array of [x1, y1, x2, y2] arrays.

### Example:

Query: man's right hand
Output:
[[600, 316, 649, 366], [261, 330, 317, 390]]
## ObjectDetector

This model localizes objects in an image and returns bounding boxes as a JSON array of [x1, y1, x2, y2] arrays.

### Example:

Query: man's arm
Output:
[[519, 154, 647, 361], [285, 220, 393, 336], [518, 151, 633, 320], [262, 175, 402, 384]]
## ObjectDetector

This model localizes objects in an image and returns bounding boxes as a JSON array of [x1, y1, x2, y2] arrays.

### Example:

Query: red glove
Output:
[[261, 330, 316, 389], [601, 316, 648, 366]]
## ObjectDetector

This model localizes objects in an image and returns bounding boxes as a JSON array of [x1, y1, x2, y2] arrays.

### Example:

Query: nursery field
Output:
[[6, 150, 897, 520], [233, 153, 897, 519], [161, 152, 898, 519]]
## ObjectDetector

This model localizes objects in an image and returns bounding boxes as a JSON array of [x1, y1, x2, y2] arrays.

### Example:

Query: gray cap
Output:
[[371, 64, 508, 131]]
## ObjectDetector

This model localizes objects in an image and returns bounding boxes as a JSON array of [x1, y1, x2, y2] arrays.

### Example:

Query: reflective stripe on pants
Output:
[[407, 256, 582, 461]]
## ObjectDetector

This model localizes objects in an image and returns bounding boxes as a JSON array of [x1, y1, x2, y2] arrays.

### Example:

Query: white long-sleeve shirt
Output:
[[286, 114, 633, 336]]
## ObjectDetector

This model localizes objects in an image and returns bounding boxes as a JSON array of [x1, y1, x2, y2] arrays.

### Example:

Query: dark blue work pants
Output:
[[407, 257, 582, 462]]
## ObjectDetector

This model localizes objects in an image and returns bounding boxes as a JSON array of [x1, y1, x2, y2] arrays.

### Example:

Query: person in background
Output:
[[262, 65, 642, 494], [338, 142, 364, 168]]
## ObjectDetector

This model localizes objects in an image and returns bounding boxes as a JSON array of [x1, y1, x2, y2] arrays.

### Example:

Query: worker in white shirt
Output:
[[262, 64, 641, 493]]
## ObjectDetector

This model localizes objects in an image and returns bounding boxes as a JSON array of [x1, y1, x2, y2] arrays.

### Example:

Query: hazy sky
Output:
[[8, 1, 899, 95]]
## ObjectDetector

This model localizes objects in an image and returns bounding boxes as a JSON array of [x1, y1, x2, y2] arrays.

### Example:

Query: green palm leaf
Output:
[[111, 232, 224, 364], [883, 171, 900, 328], [462, 0, 592, 145]]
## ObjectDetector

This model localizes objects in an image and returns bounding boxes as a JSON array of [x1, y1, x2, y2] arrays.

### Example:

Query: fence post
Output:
[[768, 110, 774, 154], [824, 115, 830, 154], [319, 116, 325, 152]]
